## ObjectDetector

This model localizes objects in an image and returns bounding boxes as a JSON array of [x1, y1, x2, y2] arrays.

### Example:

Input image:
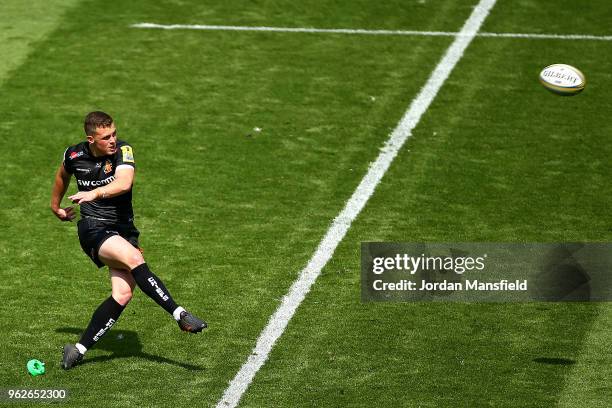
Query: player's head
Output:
[[84, 111, 117, 156]]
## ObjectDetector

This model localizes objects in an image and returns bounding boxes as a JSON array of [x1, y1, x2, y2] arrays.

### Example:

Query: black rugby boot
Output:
[[177, 311, 207, 333], [61, 344, 84, 370]]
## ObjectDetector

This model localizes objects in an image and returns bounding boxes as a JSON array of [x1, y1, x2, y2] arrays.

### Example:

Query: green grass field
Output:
[[1, 0, 611, 406]]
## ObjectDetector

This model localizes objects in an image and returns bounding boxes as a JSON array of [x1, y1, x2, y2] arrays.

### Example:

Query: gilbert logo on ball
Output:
[[539, 64, 586, 96]]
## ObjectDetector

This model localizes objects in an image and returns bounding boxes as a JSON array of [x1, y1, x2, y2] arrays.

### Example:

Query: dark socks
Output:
[[131, 263, 179, 315], [78, 296, 125, 350]]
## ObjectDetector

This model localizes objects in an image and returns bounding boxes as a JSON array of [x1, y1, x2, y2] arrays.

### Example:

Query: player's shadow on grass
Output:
[[56, 328, 204, 371]]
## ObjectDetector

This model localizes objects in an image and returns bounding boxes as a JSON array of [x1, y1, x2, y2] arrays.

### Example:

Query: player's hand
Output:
[[52, 206, 76, 222], [68, 190, 98, 204]]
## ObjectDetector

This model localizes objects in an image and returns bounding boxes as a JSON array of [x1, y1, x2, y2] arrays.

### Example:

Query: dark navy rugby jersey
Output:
[[63, 140, 136, 223]]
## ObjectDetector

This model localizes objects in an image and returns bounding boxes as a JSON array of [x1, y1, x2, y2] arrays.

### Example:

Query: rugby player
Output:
[[50, 111, 207, 370]]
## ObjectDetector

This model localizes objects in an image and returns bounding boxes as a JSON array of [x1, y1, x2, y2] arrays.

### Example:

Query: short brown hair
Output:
[[84, 111, 114, 136]]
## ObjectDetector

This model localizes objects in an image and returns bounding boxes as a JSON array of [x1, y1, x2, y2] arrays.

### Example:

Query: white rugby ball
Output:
[[539, 64, 586, 96]]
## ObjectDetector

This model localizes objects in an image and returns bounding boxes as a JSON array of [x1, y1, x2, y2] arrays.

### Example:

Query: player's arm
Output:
[[68, 166, 134, 204], [96, 166, 134, 199], [50, 164, 76, 221]]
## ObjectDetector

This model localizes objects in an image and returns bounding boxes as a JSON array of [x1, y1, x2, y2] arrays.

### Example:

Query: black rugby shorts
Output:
[[77, 217, 140, 268]]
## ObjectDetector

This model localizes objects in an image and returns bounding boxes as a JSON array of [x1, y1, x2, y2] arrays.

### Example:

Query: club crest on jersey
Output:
[[103, 160, 113, 174]]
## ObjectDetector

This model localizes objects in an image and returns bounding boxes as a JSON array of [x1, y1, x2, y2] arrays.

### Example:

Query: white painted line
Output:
[[132, 22, 455, 37], [478, 32, 612, 41], [131, 22, 612, 41], [215, 0, 498, 407]]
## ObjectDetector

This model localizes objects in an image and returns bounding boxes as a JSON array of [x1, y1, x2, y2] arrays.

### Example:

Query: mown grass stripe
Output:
[[557, 305, 612, 407], [216, 0, 498, 406], [0, 0, 81, 85]]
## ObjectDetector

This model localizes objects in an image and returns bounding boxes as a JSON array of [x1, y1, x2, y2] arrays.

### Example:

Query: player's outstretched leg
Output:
[[130, 263, 208, 334], [98, 237, 208, 333]]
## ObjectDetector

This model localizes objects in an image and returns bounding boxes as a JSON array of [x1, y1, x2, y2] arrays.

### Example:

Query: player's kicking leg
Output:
[[98, 235, 207, 333]]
